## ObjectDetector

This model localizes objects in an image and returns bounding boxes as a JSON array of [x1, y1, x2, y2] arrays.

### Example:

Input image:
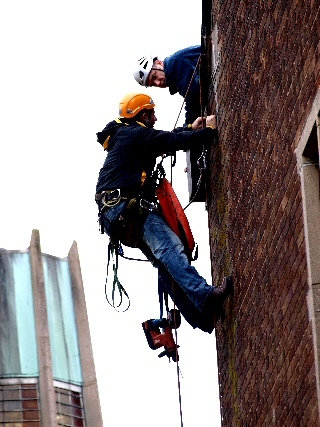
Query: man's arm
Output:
[[137, 118, 218, 157]]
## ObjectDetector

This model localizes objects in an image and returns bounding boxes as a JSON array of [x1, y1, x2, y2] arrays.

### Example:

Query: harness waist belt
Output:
[[95, 189, 139, 201], [95, 189, 121, 202]]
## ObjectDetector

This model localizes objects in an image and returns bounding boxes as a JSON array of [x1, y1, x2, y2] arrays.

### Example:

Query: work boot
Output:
[[202, 276, 233, 315], [197, 277, 233, 334], [211, 276, 233, 302]]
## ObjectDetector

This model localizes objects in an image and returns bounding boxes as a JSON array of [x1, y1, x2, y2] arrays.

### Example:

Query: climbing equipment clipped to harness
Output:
[[104, 240, 130, 312]]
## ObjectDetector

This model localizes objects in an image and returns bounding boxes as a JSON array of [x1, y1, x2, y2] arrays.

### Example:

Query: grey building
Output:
[[0, 229, 103, 426]]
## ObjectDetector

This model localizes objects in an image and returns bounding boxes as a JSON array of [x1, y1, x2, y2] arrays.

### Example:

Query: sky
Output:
[[0, 1, 222, 426]]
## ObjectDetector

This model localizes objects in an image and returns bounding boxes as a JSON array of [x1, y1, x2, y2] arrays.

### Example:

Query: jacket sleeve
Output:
[[136, 126, 218, 157]]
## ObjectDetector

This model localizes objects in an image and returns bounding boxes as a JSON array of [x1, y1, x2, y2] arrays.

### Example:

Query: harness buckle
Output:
[[101, 189, 122, 209], [140, 199, 159, 212]]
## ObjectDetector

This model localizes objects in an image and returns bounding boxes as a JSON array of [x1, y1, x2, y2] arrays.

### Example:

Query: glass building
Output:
[[0, 230, 103, 426]]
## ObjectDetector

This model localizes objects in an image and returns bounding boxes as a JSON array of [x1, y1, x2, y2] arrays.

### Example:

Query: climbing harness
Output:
[[95, 189, 126, 234], [96, 189, 122, 214], [96, 188, 154, 310]]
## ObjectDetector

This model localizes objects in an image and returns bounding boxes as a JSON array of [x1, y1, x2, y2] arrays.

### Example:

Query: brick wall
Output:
[[207, 2, 320, 426]]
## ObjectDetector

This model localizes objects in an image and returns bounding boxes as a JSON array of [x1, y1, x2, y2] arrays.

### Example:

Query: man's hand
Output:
[[191, 115, 217, 130], [205, 115, 217, 129], [191, 117, 204, 129]]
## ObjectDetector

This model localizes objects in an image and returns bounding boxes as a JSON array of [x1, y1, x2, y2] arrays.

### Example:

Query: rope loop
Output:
[[105, 240, 130, 312]]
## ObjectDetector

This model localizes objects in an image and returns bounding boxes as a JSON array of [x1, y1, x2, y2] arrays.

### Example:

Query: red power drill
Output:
[[142, 309, 181, 362]]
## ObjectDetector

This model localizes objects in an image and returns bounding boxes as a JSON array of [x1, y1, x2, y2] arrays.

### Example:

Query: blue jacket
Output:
[[164, 46, 201, 125]]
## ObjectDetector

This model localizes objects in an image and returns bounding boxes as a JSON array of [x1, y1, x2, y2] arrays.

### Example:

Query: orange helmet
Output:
[[118, 93, 156, 119]]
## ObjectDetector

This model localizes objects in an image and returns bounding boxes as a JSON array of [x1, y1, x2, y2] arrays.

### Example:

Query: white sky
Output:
[[0, 1, 222, 426]]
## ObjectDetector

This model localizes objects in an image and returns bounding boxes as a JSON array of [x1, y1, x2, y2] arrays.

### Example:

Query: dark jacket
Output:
[[96, 119, 216, 197], [164, 45, 201, 124]]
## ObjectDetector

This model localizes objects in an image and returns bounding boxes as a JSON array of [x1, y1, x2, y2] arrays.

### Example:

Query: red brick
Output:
[[210, 0, 320, 425]]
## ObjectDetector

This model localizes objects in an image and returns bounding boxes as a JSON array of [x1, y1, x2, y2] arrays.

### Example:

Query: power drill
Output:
[[142, 309, 181, 362]]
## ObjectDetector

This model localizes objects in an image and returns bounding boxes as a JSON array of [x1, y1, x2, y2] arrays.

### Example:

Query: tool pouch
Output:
[[116, 198, 145, 248], [99, 197, 146, 248]]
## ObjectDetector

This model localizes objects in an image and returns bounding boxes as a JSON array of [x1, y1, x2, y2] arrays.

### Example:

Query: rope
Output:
[[163, 61, 208, 427], [173, 315, 184, 427], [117, 243, 149, 262], [170, 53, 208, 210], [173, 54, 202, 130], [104, 241, 130, 312], [175, 330, 184, 427], [169, 280, 184, 427]]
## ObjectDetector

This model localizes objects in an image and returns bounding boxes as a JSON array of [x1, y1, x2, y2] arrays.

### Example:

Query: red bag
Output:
[[156, 178, 195, 256]]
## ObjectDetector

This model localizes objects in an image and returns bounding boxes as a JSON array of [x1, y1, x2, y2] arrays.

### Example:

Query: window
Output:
[[0, 381, 40, 425], [298, 111, 320, 285], [55, 385, 85, 427], [296, 90, 320, 397]]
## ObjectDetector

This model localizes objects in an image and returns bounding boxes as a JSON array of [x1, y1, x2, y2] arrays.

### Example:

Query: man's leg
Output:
[[158, 266, 215, 333], [141, 212, 212, 312], [141, 213, 233, 331]]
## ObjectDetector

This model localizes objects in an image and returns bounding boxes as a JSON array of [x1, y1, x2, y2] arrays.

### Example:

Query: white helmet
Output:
[[133, 55, 157, 87]]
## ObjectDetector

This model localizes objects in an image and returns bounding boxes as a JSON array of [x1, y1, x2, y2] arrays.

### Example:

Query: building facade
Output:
[[0, 230, 103, 426], [203, 1, 320, 426]]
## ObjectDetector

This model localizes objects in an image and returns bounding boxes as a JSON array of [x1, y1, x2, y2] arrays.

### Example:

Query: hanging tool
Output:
[[142, 309, 181, 362]]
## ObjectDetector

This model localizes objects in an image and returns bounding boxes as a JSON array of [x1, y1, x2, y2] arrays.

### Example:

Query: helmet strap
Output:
[[150, 67, 165, 73]]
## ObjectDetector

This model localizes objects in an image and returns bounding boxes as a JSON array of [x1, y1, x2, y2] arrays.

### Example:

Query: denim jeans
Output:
[[103, 205, 214, 331], [101, 200, 128, 238], [141, 212, 213, 330]]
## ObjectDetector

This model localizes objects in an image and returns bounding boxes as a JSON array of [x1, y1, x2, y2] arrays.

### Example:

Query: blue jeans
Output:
[[101, 200, 128, 238], [102, 205, 214, 331], [141, 212, 213, 330]]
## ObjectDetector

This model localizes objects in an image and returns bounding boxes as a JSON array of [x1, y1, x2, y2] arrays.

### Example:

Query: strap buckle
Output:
[[100, 189, 122, 209], [140, 199, 158, 212]]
